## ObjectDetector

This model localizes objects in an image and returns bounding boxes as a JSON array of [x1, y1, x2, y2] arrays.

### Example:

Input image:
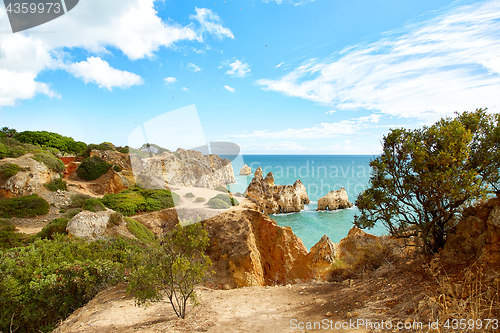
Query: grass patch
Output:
[[76, 156, 111, 180], [101, 188, 179, 216], [0, 163, 21, 179], [185, 192, 195, 198], [0, 194, 49, 218], [83, 198, 106, 212], [125, 217, 156, 243], [194, 197, 206, 203], [44, 178, 67, 191], [32, 152, 65, 173]]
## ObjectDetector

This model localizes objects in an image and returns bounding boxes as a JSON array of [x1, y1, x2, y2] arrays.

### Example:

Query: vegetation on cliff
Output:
[[355, 109, 498, 253], [101, 187, 179, 216], [44, 178, 67, 192], [207, 193, 238, 209], [0, 194, 49, 218], [13, 130, 87, 155], [0, 163, 21, 179], [76, 156, 112, 180]]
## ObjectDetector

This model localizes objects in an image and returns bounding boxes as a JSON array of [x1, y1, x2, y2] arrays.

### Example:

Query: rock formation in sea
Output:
[[245, 167, 310, 214], [316, 188, 353, 211], [239, 164, 252, 176]]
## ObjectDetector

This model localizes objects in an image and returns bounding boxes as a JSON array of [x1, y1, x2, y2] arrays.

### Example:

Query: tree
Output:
[[127, 222, 212, 319], [1, 127, 17, 138], [354, 113, 489, 253]]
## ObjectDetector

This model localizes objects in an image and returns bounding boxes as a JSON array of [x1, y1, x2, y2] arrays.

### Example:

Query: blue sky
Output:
[[1, 0, 499, 154]]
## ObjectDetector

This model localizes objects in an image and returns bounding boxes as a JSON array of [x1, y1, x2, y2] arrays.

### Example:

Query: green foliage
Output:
[[108, 212, 123, 227], [44, 178, 67, 191], [0, 219, 29, 250], [207, 194, 238, 209], [32, 152, 65, 173], [113, 164, 123, 172], [215, 185, 229, 193], [1, 127, 17, 138], [80, 142, 115, 158], [101, 188, 179, 216], [76, 156, 111, 180], [83, 198, 106, 212], [69, 194, 91, 208], [355, 112, 490, 253], [0, 235, 145, 333], [0, 194, 49, 218], [185, 192, 195, 198], [118, 146, 129, 154], [0, 163, 21, 179], [14, 130, 86, 154], [34, 218, 68, 240], [125, 217, 156, 243], [194, 197, 206, 203], [127, 223, 211, 319]]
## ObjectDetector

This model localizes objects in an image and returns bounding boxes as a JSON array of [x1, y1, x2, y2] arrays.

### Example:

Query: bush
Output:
[[76, 156, 111, 180], [0, 218, 28, 250], [34, 218, 68, 240], [108, 212, 123, 227], [125, 217, 156, 243], [208, 194, 238, 208], [101, 188, 179, 216], [82, 198, 106, 212], [32, 152, 65, 173], [13, 130, 87, 154], [113, 165, 123, 172], [0, 163, 21, 179], [0, 194, 49, 218], [80, 142, 115, 158], [195, 197, 206, 203], [207, 198, 231, 209], [69, 194, 91, 208], [44, 178, 67, 191], [185, 192, 195, 198], [215, 185, 229, 193], [118, 146, 129, 154]]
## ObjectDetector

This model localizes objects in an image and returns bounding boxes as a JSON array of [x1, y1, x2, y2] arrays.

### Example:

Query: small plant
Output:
[[125, 217, 156, 243], [34, 218, 69, 240], [215, 185, 229, 193], [194, 197, 206, 203], [32, 152, 65, 173], [207, 194, 238, 209], [82, 198, 106, 212], [44, 178, 67, 191], [108, 212, 124, 227], [69, 194, 91, 208], [0, 194, 49, 218], [76, 156, 111, 180], [207, 198, 231, 209], [101, 188, 179, 216], [185, 192, 195, 198], [113, 165, 123, 172], [0, 163, 21, 179]]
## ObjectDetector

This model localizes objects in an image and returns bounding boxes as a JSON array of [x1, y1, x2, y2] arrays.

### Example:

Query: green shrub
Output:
[[118, 146, 129, 154], [207, 198, 231, 209], [0, 194, 49, 218], [34, 218, 68, 240], [63, 208, 82, 219], [113, 165, 123, 172], [80, 142, 115, 158], [0, 219, 28, 250], [13, 130, 86, 154], [44, 178, 67, 191], [215, 185, 229, 193], [76, 156, 111, 180], [32, 152, 65, 173], [108, 212, 124, 227], [185, 192, 195, 198], [0, 163, 21, 179], [125, 217, 156, 243], [208, 194, 239, 208], [83, 198, 106, 212], [69, 194, 91, 208], [101, 188, 179, 216], [194, 197, 206, 203]]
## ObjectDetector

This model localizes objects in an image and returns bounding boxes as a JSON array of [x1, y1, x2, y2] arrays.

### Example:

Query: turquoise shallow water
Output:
[[226, 155, 388, 250]]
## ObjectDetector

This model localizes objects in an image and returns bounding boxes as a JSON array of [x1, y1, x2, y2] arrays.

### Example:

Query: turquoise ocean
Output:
[[226, 155, 388, 250]]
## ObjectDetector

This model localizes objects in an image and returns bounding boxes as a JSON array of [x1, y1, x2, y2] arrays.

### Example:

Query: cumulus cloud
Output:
[[224, 85, 235, 92], [66, 57, 143, 90], [164, 77, 177, 84], [190, 7, 234, 41], [257, 0, 500, 119], [225, 59, 250, 77], [231, 114, 381, 139], [0, 2, 232, 106], [187, 63, 201, 72]]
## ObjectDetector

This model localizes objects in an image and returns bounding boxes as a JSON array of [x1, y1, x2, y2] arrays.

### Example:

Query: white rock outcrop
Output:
[[66, 209, 116, 240], [239, 164, 252, 176]]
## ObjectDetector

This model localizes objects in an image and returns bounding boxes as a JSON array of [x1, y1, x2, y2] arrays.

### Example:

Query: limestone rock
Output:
[[66, 209, 116, 240], [307, 235, 336, 279], [335, 227, 380, 261], [0, 154, 61, 198], [245, 167, 310, 214], [317, 188, 353, 211], [239, 164, 252, 176]]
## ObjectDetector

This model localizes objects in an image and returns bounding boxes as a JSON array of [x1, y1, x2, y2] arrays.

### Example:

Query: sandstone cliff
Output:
[[245, 167, 310, 214], [0, 154, 61, 198], [239, 164, 252, 175], [443, 197, 500, 264], [317, 188, 353, 211]]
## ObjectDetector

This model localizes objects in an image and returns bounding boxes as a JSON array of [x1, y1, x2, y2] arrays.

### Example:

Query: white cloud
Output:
[[66, 57, 143, 90], [263, 0, 284, 4], [164, 77, 177, 84], [224, 85, 235, 93], [190, 7, 234, 41], [275, 62, 284, 68], [242, 141, 308, 153], [187, 63, 201, 72], [326, 110, 336, 114], [0, 2, 233, 106], [257, 0, 500, 119], [226, 59, 250, 77], [231, 114, 380, 139], [182, 87, 189, 91]]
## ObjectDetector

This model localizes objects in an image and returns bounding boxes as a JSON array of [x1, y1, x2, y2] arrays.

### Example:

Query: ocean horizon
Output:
[[226, 154, 388, 250]]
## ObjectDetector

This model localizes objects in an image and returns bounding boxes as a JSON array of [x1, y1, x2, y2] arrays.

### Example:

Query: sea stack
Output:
[[239, 164, 252, 175], [317, 188, 353, 211]]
